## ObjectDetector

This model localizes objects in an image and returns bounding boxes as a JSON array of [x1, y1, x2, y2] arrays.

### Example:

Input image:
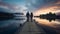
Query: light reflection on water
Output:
[[34, 17, 60, 28], [34, 17, 60, 34], [0, 17, 26, 34]]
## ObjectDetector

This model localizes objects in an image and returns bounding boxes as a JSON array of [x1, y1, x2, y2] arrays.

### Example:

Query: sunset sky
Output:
[[0, 0, 60, 16]]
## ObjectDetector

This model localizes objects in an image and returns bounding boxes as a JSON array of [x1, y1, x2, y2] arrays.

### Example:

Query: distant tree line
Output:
[[40, 12, 60, 19]]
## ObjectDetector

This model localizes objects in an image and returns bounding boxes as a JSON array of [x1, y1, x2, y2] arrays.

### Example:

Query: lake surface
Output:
[[34, 17, 60, 34], [0, 16, 60, 34], [0, 16, 26, 34]]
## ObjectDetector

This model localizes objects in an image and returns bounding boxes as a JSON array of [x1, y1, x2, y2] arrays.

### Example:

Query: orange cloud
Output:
[[34, 5, 60, 16]]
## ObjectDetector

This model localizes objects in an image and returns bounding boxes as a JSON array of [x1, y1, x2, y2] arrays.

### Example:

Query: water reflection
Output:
[[34, 17, 60, 27], [40, 17, 60, 22], [0, 16, 26, 34], [43, 18, 55, 22], [34, 17, 60, 34]]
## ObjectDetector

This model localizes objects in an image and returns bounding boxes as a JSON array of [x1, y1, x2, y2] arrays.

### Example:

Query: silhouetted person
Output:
[[26, 12, 29, 22], [30, 12, 33, 22]]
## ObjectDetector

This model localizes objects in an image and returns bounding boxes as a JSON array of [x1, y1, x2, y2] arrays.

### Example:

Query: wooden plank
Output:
[[17, 21, 46, 34]]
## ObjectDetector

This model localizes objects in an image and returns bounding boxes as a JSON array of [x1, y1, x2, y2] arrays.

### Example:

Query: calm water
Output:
[[34, 17, 60, 34], [0, 16, 26, 34], [34, 17, 60, 26], [0, 17, 60, 34]]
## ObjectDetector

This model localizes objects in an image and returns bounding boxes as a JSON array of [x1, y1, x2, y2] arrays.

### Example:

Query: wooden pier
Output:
[[15, 20, 46, 34]]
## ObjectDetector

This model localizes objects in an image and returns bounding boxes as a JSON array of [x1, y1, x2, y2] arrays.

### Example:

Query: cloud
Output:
[[33, 0, 60, 16], [0, 2, 14, 10], [13, 5, 28, 13], [0, 0, 60, 13], [25, 0, 60, 12]]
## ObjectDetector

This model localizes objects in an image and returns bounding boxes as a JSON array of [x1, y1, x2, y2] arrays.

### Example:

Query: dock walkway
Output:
[[15, 20, 46, 34]]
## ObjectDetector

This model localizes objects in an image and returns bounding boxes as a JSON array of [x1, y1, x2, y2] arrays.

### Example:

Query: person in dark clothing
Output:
[[30, 12, 33, 22], [26, 12, 29, 22]]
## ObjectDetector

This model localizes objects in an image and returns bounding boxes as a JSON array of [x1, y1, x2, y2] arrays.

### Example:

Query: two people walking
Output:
[[26, 12, 33, 22]]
